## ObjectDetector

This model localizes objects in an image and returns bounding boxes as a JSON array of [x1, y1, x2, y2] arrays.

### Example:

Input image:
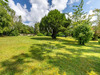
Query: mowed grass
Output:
[[0, 36, 100, 75]]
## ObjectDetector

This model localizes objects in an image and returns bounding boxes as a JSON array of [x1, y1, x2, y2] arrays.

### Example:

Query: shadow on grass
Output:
[[0, 37, 100, 75], [48, 53, 100, 75], [0, 58, 31, 75], [31, 36, 75, 43], [31, 37, 53, 41], [0, 43, 57, 75]]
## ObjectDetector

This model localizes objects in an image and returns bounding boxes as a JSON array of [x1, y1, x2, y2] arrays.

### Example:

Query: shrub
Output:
[[98, 39, 100, 44], [46, 32, 52, 36], [73, 24, 93, 45], [57, 32, 65, 37], [37, 33, 44, 36], [92, 34, 98, 40], [43, 32, 52, 36], [10, 30, 19, 36]]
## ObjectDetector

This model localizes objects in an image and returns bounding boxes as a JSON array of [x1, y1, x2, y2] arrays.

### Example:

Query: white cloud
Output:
[[8, 0, 49, 26], [29, 0, 49, 23], [88, 10, 94, 15], [8, 0, 79, 26], [86, 0, 92, 4], [23, 4, 27, 9], [8, 0, 29, 22], [65, 12, 73, 19], [50, 0, 68, 11], [68, 0, 79, 4], [87, 10, 97, 22]]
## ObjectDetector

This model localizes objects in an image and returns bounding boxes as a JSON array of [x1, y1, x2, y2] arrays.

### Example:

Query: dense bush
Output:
[[46, 32, 52, 36], [98, 39, 100, 44], [37, 33, 44, 36], [92, 34, 98, 40], [73, 24, 93, 45], [57, 32, 65, 37], [10, 30, 19, 36], [43, 32, 52, 36]]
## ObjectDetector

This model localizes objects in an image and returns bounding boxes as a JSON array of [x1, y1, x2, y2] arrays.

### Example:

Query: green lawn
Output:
[[0, 36, 100, 75]]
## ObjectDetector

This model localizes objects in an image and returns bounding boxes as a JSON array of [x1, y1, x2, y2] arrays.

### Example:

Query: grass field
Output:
[[0, 36, 100, 75]]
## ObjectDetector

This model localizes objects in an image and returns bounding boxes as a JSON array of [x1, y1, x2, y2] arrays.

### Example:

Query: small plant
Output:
[[98, 39, 100, 44], [37, 33, 44, 36], [57, 32, 64, 37]]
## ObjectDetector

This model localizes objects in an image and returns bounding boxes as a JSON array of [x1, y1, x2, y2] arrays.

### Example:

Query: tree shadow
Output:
[[0, 43, 57, 75], [31, 37, 53, 41], [47, 53, 100, 75], [30, 37, 100, 74], [31, 36, 76, 43], [0, 37, 100, 75], [0, 58, 31, 75]]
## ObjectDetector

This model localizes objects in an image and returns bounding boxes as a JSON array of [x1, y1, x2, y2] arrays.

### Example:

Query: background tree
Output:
[[0, 6, 12, 36], [34, 22, 40, 35], [92, 9, 100, 39], [40, 9, 70, 39]]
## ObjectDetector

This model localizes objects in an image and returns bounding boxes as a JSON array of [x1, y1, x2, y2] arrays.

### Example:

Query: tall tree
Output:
[[0, 6, 12, 36], [40, 9, 70, 39], [93, 9, 100, 38], [34, 22, 40, 35], [73, 0, 84, 22]]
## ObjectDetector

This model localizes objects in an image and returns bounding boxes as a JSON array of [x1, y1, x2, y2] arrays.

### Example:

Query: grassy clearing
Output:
[[0, 36, 100, 75]]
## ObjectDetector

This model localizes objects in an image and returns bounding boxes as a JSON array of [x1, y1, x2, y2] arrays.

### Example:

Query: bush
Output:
[[10, 30, 19, 36], [73, 24, 93, 45], [46, 32, 52, 36], [43, 32, 52, 36], [57, 32, 65, 37], [37, 33, 44, 36], [92, 34, 98, 40], [98, 39, 100, 44]]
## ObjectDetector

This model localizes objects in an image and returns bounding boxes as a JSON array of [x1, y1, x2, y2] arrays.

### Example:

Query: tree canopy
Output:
[[40, 9, 71, 39], [0, 6, 12, 36]]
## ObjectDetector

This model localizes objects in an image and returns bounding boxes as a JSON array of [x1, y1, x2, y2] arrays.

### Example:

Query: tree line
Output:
[[0, 0, 34, 36]]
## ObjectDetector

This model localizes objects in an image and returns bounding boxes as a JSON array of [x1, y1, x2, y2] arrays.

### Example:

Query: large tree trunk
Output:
[[52, 29, 57, 39]]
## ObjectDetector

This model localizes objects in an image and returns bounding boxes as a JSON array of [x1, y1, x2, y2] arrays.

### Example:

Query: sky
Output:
[[8, 0, 100, 26]]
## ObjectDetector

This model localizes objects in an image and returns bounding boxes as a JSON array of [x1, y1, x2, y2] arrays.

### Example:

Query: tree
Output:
[[0, 6, 12, 36], [40, 9, 70, 39], [72, 0, 84, 22], [64, 0, 89, 37], [73, 22, 93, 45], [34, 22, 40, 35], [92, 9, 100, 39]]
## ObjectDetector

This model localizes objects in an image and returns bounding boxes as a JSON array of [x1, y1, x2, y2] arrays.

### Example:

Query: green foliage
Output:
[[0, 6, 12, 36], [92, 9, 100, 38], [57, 32, 64, 37], [0, 3, 2, 5], [46, 32, 52, 36], [34, 22, 40, 35], [37, 33, 44, 36], [73, 0, 84, 22], [10, 30, 19, 36], [98, 39, 100, 44], [0, 0, 11, 12], [73, 24, 93, 45], [43, 32, 52, 36], [64, 29, 73, 37], [13, 22, 34, 35], [40, 9, 70, 39]]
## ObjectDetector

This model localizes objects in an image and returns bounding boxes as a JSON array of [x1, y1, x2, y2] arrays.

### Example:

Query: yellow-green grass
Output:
[[0, 36, 100, 75]]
